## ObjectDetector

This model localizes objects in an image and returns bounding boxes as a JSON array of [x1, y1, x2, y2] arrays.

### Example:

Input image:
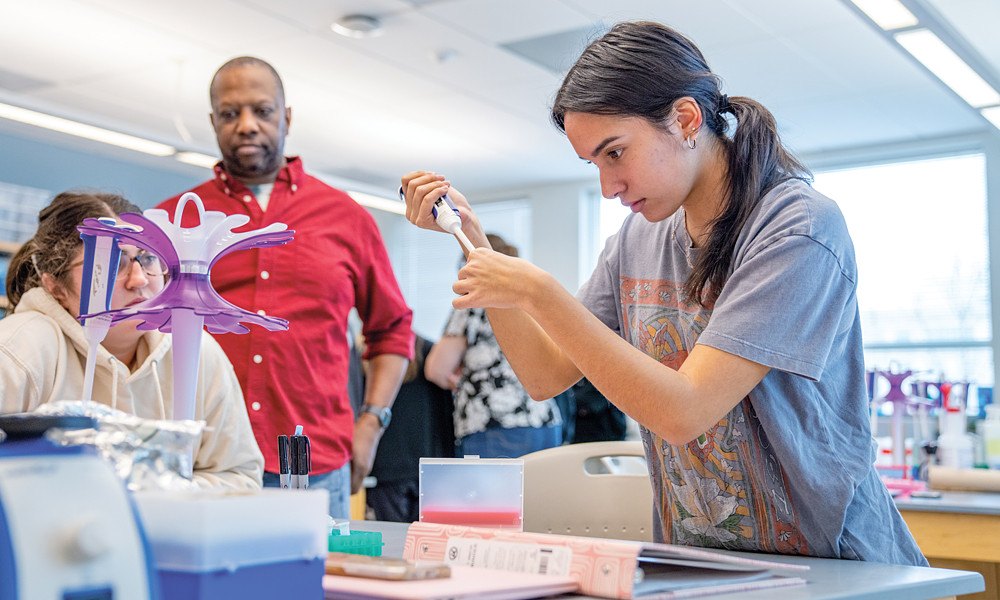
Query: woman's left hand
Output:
[[452, 248, 551, 312]]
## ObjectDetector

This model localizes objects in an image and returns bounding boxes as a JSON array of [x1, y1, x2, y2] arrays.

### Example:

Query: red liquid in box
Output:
[[421, 508, 522, 527]]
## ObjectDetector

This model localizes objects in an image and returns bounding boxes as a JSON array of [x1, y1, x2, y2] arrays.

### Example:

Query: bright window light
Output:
[[981, 106, 1000, 131], [0, 102, 175, 157], [174, 151, 218, 169], [895, 29, 1000, 108], [813, 154, 992, 388], [850, 0, 918, 30]]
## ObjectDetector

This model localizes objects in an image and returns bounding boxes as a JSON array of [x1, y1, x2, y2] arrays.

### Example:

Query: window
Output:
[[579, 189, 630, 284], [813, 153, 992, 393]]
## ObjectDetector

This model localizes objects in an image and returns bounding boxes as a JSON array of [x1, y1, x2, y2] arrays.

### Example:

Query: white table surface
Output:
[[895, 489, 1000, 515]]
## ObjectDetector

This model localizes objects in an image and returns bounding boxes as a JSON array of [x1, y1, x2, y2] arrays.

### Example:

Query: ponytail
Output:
[[685, 97, 810, 304], [6, 239, 44, 309]]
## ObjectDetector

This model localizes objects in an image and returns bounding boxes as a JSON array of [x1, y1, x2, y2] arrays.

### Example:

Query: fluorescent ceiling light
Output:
[[348, 191, 405, 215], [175, 151, 218, 169], [981, 106, 1000, 131], [0, 102, 175, 156], [849, 0, 918, 30], [895, 29, 1000, 108]]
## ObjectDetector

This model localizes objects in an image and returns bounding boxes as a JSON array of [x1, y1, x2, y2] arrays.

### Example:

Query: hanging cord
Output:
[[150, 358, 166, 419], [107, 356, 119, 411]]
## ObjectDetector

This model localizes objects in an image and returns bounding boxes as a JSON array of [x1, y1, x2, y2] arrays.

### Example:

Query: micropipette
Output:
[[78, 218, 122, 403], [398, 186, 475, 253]]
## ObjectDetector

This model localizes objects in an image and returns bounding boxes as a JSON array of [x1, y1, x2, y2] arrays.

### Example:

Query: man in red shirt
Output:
[[160, 57, 413, 518]]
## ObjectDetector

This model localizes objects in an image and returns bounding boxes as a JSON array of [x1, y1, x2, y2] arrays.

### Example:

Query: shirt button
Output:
[[224, 188, 231, 195], [260, 271, 270, 280], [251, 401, 261, 411], [243, 195, 252, 203], [253, 354, 263, 364], [220, 173, 227, 181], [257, 309, 267, 316], [291, 184, 298, 192]]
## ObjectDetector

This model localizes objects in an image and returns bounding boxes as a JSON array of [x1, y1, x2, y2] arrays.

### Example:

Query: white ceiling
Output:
[[0, 0, 997, 196]]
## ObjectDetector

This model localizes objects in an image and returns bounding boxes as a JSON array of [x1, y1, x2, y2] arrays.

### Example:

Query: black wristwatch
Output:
[[360, 404, 392, 429]]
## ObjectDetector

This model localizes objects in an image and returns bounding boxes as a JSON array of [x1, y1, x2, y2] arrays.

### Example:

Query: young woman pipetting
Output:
[[401, 21, 926, 565]]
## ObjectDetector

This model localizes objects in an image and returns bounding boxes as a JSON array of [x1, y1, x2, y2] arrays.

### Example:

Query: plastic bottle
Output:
[[937, 384, 974, 469], [981, 404, 1000, 469]]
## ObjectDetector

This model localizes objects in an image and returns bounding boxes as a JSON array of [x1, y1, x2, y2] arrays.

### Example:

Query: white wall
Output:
[[371, 178, 596, 339], [473, 180, 592, 294]]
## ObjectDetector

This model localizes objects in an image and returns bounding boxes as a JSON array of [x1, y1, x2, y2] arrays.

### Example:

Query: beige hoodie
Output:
[[0, 287, 263, 489]]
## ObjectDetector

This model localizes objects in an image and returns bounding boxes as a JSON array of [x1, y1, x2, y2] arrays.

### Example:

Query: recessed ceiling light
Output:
[[980, 106, 1000, 131], [0, 102, 175, 156], [175, 151, 218, 169], [347, 191, 405, 215], [895, 29, 1000, 108], [849, 0, 918, 30], [331, 14, 382, 39]]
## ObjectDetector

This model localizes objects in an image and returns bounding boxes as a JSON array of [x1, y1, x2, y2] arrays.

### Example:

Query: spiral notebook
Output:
[[402, 522, 809, 599]]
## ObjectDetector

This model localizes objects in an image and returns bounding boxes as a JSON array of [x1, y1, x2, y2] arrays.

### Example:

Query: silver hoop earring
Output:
[[686, 135, 696, 150]]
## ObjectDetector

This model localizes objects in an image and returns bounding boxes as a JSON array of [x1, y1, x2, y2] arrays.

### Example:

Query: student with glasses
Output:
[[0, 190, 264, 490]]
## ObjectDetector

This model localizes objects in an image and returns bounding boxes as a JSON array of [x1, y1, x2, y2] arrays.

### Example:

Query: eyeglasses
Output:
[[67, 249, 167, 280], [116, 249, 167, 280]]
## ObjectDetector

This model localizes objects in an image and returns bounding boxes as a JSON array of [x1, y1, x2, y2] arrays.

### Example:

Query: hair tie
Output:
[[717, 94, 732, 115]]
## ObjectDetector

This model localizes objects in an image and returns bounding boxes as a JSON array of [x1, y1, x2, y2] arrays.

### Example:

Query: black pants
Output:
[[366, 478, 419, 523]]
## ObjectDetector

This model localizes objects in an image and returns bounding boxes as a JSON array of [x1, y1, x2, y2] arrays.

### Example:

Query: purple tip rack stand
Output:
[[77, 192, 294, 422]]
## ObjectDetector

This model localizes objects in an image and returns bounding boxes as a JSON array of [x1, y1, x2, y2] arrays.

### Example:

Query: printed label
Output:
[[444, 537, 573, 576]]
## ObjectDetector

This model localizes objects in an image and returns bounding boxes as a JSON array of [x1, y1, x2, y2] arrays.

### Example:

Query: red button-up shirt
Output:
[[160, 158, 414, 473]]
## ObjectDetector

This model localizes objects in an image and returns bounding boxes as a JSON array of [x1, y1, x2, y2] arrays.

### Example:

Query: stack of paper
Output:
[[323, 565, 577, 600]]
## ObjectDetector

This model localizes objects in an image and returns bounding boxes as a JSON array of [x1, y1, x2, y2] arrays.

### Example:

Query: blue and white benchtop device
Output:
[[0, 414, 158, 600]]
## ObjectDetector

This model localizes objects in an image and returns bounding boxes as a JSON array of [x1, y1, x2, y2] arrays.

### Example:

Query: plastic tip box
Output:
[[418, 456, 524, 530], [133, 488, 329, 600]]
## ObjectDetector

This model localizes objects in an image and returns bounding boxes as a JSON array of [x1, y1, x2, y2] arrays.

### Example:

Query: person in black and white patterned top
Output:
[[425, 234, 562, 458]]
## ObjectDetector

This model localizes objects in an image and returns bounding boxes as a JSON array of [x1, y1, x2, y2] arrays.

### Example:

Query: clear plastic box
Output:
[[419, 456, 524, 530]]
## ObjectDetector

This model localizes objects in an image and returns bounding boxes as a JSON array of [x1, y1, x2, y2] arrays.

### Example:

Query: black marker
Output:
[[296, 434, 311, 490], [290, 435, 301, 489], [278, 435, 290, 489]]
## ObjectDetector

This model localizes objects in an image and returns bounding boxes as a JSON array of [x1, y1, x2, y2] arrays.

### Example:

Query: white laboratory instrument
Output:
[[0, 414, 156, 600]]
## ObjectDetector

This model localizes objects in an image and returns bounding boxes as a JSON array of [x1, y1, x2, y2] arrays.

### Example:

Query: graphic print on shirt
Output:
[[620, 277, 808, 555]]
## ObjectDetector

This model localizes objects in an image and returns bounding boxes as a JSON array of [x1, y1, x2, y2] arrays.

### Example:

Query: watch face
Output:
[[365, 405, 391, 428]]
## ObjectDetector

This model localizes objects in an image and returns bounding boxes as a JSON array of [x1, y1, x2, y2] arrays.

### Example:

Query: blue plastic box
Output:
[[158, 557, 323, 599]]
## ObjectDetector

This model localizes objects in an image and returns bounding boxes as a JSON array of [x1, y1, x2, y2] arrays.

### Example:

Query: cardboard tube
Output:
[[928, 466, 1000, 492]]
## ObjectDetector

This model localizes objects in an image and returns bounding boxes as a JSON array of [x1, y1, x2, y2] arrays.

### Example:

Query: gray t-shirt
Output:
[[577, 179, 925, 565]]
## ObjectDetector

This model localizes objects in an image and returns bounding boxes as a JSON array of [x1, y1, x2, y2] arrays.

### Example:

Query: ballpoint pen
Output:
[[278, 434, 290, 489]]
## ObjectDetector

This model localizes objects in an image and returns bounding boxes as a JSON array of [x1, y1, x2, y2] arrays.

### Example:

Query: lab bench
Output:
[[897, 491, 1000, 600], [351, 519, 984, 600]]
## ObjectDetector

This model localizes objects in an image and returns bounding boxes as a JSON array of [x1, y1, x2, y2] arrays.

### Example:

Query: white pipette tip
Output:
[[448, 224, 476, 254]]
